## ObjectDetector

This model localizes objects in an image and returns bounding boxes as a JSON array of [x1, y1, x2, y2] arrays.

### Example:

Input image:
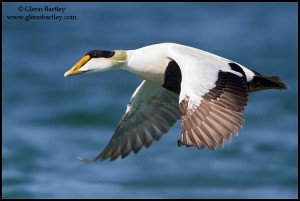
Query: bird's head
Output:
[[64, 50, 127, 77]]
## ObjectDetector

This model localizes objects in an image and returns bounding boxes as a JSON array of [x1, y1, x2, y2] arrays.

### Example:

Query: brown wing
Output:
[[178, 71, 248, 150]]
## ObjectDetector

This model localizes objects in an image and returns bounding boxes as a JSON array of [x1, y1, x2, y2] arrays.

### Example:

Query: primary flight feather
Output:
[[64, 43, 287, 161]]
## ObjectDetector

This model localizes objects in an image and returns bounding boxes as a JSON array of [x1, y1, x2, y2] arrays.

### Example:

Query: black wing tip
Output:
[[93, 153, 120, 162]]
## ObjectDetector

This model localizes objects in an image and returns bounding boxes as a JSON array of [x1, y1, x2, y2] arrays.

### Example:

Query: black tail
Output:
[[248, 76, 288, 92]]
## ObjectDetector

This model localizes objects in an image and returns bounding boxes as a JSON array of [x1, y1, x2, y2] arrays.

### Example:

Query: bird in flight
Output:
[[64, 43, 287, 161]]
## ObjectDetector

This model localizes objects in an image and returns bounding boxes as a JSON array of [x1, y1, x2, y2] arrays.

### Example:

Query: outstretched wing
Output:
[[169, 50, 249, 150], [94, 80, 181, 161]]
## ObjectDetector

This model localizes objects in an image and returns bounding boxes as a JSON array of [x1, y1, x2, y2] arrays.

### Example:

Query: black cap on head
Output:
[[86, 50, 115, 58]]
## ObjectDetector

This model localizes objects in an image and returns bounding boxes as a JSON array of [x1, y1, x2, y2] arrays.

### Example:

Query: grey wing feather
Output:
[[94, 80, 181, 161]]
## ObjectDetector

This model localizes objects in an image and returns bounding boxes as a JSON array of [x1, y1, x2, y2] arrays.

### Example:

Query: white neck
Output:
[[122, 45, 171, 85]]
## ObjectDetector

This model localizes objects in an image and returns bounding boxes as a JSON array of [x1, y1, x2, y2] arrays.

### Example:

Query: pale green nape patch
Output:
[[111, 50, 127, 62]]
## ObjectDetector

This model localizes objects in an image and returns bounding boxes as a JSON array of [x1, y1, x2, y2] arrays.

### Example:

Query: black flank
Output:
[[228, 62, 246, 81], [162, 60, 182, 94]]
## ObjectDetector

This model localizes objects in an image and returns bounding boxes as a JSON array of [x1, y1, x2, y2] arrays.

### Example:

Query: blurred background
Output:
[[2, 2, 298, 198]]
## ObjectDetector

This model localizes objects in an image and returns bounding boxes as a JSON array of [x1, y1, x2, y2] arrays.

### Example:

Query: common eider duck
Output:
[[64, 43, 287, 161]]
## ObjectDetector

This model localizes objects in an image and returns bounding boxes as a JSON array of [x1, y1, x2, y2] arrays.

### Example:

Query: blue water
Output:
[[2, 2, 298, 198]]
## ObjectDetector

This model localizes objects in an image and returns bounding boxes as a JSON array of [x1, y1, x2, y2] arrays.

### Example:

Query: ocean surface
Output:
[[2, 2, 298, 198]]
